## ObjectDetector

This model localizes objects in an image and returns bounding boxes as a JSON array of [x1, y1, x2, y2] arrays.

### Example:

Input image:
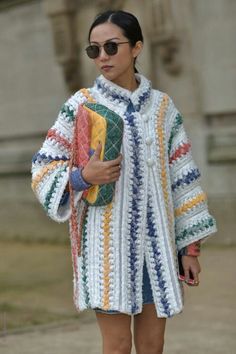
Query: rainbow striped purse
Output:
[[71, 92, 124, 206]]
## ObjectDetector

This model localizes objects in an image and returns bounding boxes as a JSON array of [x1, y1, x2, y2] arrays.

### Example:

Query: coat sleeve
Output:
[[167, 100, 217, 251], [31, 91, 87, 222]]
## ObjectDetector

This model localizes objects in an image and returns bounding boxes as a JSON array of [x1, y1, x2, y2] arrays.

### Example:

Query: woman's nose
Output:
[[99, 47, 109, 60]]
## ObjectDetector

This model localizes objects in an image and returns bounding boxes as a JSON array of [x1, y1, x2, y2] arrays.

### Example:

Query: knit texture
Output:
[[31, 74, 217, 317]]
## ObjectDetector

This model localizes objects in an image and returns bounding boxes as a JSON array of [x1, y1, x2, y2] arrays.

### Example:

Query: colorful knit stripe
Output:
[[70, 205, 89, 311], [156, 95, 175, 239], [80, 88, 95, 103], [31, 160, 66, 192], [102, 203, 113, 310], [96, 77, 151, 109], [171, 168, 201, 192], [70, 207, 87, 308], [43, 165, 67, 212], [47, 129, 71, 150], [175, 192, 207, 217], [147, 197, 171, 317], [124, 101, 144, 313], [60, 103, 75, 122], [32, 152, 68, 164], [168, 113, 183, 153], [169, 142, 191, 164], [81, 208, 90, 306], [177, 216, 215, 242]]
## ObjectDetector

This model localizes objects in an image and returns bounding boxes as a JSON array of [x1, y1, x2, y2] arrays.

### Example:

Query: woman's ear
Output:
[[132, 40, 143, 59]]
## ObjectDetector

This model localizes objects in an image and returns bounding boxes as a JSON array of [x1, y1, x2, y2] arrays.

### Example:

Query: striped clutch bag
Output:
[[73, 101, 124, 206]]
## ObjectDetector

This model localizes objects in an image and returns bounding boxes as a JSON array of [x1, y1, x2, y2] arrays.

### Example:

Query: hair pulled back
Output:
[[88, 10, 143, 73]]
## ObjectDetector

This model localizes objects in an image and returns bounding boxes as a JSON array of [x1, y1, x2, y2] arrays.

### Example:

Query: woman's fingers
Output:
[[182, 256, 201, 286], [82, 149, 122, 185], [191, 262, 201, 286], [107, 154, 123, 166], [105, 169, 121, 182], [111, 165, 122, 173], [192, 270, 199, 286], [92, 142, 103, 159], [183, 266, 191, 284]]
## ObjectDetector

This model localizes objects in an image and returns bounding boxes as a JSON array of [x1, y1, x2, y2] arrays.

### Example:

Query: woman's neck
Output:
[[111, 72, 139, 92]]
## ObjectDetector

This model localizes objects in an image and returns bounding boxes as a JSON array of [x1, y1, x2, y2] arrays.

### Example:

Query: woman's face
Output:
[[89, 22, 142, 87]]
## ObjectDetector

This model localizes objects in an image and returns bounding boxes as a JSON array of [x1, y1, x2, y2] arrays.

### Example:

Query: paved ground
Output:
[[1, 247, 236, 354]]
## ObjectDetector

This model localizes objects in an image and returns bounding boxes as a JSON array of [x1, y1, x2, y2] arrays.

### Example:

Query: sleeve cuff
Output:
[[70, 167, 91, 191]]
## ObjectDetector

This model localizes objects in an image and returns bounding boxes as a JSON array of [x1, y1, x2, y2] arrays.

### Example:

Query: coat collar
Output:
[[94, 74, 152, 112]]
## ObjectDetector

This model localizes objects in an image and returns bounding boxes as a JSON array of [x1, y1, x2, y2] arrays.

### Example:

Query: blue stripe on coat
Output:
[[124, 100, 144, 313], [146, 196, 171, 317]]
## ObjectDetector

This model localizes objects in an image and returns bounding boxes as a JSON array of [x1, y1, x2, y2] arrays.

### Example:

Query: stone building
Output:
[[0, 0, 235, 244]]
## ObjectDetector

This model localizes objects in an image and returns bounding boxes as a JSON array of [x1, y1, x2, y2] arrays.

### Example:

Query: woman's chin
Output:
[[101, 70, 117, 81]]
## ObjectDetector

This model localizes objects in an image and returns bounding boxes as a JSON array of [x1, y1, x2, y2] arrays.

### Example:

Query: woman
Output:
[[31, 10, 217, 354]]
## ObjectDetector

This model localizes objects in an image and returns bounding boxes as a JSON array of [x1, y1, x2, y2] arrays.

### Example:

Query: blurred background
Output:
[[0, 0, 235, 353]]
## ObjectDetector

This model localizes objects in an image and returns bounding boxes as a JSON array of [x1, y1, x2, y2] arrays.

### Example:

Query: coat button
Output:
[[145, 137, 153, 145], [147, 158, 154, 167]]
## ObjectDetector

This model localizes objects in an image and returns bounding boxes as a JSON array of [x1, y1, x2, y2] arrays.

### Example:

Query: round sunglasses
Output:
[[85, 41, 130, 59]]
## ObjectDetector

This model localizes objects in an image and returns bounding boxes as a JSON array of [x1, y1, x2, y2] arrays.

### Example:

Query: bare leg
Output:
[[95, 312, 132, 354], [133, 304, 166, 354]]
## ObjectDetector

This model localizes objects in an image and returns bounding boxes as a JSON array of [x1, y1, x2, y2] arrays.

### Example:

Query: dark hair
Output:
[[88, 10, 143, 73]]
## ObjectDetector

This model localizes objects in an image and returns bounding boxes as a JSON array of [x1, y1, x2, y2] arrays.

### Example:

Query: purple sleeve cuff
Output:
[[70, 167, 91, 191]]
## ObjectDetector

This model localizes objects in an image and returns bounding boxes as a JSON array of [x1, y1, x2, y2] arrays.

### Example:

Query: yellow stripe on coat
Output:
[[175, 193, 207, 217], [102, 203, 113, 310], [31, 160, 65, 191]]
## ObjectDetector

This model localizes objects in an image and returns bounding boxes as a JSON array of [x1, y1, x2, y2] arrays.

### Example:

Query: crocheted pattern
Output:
[[146, 195, 171, 317], [95, 74, 152, 113], [168, 113, 183, 153], [47, 128, 71, 150], [71, 202, 89, 310], [44, 169, 65, 212], [175, 192, 207, 217], [169, 142, 191, 164], [31, 160, 66, 192], [31, 74, 216, 317], [124, 100, 145, 313], [156, 95, 175, 246], [102, 203, 113, 309], [32, 152, 69, 164], [31, 89, 87, 220], [177, 216, 215, 241], [60, 103, 76, 123], [168, 108, 217, 250], [81, 207, 90, 306], [171, 168, 201, 192]]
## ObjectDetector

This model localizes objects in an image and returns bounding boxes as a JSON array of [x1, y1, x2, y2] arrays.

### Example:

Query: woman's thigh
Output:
[[133, 304, 166, 354], [95, 312, 132, 354]]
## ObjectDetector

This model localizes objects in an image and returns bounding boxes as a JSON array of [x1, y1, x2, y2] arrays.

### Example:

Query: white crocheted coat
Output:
[[31, 74, 217, 317]]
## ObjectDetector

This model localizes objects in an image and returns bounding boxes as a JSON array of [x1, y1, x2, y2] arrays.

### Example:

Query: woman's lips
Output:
[[101, 65, 113, 71]]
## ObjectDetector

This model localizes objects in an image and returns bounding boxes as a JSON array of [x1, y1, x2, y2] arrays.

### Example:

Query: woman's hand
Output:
[[81, 142, 122, 185], [181, 255, 201, 286]]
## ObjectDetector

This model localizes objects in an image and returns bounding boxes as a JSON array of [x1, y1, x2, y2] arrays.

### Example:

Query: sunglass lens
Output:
[[104, 42, 118, 55], [86, 45, 99, 59]]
